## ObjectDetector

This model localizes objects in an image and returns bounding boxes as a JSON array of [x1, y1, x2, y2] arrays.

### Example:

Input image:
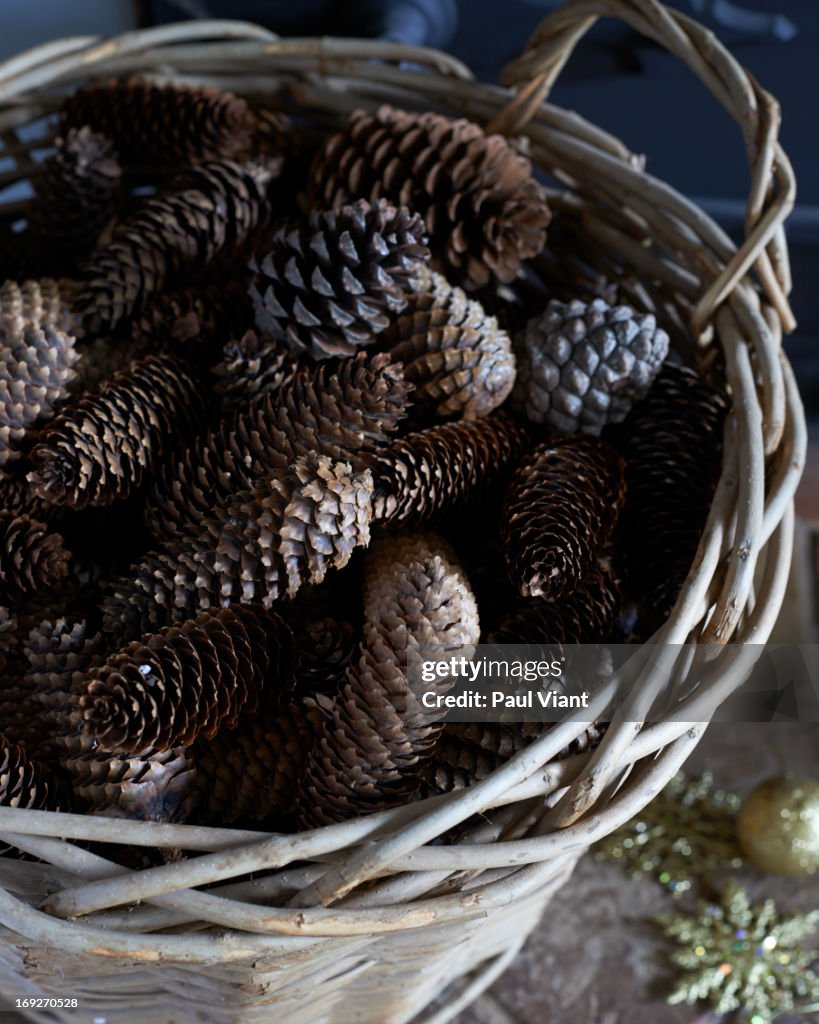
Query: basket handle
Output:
[[489, 0, 796, 337]]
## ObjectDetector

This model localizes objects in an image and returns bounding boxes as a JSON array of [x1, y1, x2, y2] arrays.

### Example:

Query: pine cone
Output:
[[148, 353, 408, 539], [187, 700, 320, 825], [501, 438, 625, 599], [513, 298, 669, 434], [59, 77, 256, 166], [0, 471, 52, 522], [0, 322, 79, 467], [104, 455, 375, 641], [0, 278, 78, 336], [61, 733, 195, 822], [130, 280, 255, 358], [78, 159, 275, 332], [380, 282, 515, 421], [369, 412, 530, 526], [611, 363, 728, 621], [27, 354, 209, 510], [490, 564, 620, 644], [23, 617, 105, 765], [76, 605, 294, 755], [421, 720, 603, 795], [0, 735, 63, 823], [310, 106, 550, 291], [0, 607, 14, 673], [248, 199, 429, 359], [213, 330, 299, 408], [0, 514, 70, 604], [292, 615, 356, 694], [26, 127, 121, 268], [297, 533, 480, 824]]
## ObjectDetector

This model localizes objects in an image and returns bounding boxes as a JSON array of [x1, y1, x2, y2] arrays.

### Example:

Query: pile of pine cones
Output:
[[0, 78, 728, 839]]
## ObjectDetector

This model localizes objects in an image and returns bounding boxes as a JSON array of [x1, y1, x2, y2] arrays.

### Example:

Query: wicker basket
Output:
[[0, 1, 806, 1022]]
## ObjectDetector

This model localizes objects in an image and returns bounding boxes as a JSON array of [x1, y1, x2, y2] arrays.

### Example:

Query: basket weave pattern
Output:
[[0, 2, 806, 1022]]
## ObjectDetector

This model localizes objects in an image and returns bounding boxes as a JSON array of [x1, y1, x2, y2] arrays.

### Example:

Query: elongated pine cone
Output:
[[213, 330, 298, 407], [0, 514, 70, 603], [59, 77, 256, 166], [23, 617, 105, 765], [490, 564, 620, 644], [148, 353, 408, 539], [104, 455, 375, 640], [130, 280, 255, 356], [0, 278, 76, 335], [292, 615, 356, 694], [370, 412, 530, 525], [248, 199, 429, 358], [380, 279, 515, 421], [612, 363, 728, 620], [297, 533, 480, 824], [76, 605, 294, 755], [0, 735, 63, 819], [0, 322, 79, 467], [187, 700, 320, 825], [79, 159, 275, 331], [310, 106, 550, 291], [28, 354, 209, 510], [514, 297, 669, 434], [501, 438, 625, 599], [26, 127, 122, 267]]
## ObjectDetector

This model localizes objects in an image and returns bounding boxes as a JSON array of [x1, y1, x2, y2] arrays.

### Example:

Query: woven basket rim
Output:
[[0, 0, 806, 958]]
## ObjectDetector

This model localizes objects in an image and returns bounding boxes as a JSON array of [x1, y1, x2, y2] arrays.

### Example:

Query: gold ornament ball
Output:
[[737, 776, 819, 877]]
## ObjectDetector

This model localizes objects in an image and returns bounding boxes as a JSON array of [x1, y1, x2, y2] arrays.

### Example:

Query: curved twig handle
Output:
[[490, 0, 796, 338]]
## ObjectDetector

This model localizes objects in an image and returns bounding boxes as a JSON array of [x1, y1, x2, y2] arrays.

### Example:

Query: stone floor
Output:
[[455, 447, 819, 1023]]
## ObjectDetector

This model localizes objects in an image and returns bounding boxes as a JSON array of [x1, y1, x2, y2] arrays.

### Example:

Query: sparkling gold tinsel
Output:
[[661, 881, 819, 1022], [595, 772, 742, 894]]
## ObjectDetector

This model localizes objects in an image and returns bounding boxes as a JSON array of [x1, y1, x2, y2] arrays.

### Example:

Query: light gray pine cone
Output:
[[513, 298, 669, 435]]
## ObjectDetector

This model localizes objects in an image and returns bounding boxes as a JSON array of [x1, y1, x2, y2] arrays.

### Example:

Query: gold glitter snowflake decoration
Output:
[[595, 771, 742, 894], [661, 881, 819, 1022]]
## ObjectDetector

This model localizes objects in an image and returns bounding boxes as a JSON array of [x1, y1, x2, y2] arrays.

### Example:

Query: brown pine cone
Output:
[[22, 617, 105, 765], [292, 615, 356, 694], [369, 411, 530, 526], [0, 607, 14, 673], [297, 533, 480, 824], [0, 471, 52, 522], [0, 514, 70, 604], [129, 280, 255, 357], [501, 437, 625, 599], [187, 700, 320, 825], [76, 605, 294, 755], [213, 330, 299, 408], [248, 199, 429, 359], [27, 354, 209, 510], [610, 363, 729, 622], [61, 733, 195, 822], [26, 127, 121, 269], [490, 564, 620, 644], [0, 735, 64, 825], [421, 720, 603, 795], [0, 278, 78, 337], [103, 455, 375, 641], [59, 77, 256, 166], [310, 105, 550, 291], [78, 159, 276, 332], [380, 272, 515, 421], [0, 322, 79, 467], [147, 353, 408, 540]]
